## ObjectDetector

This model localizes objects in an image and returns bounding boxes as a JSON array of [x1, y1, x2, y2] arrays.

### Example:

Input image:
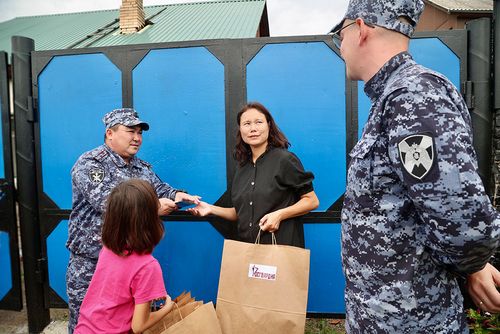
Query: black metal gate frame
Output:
[[0, 51, 22, 311], [9, 29, 469, 331]]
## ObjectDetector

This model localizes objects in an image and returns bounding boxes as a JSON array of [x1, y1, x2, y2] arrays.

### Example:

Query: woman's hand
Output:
[[258, 191, 318, 233], [259, 210, 283, 233], [187, 201, 212, 217]]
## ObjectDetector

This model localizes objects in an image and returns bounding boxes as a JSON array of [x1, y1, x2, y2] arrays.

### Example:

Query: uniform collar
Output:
[[364, 52, 413, 103], [103, 144, 140, 168]]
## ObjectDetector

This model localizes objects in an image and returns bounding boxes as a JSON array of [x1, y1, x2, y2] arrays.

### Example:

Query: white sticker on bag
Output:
[[248, 263, 277, 281]]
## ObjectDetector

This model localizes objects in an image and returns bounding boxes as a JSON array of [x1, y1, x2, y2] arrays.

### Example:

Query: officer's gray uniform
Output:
[[66, 109, 178, 332], [342, 51, 500, 333]]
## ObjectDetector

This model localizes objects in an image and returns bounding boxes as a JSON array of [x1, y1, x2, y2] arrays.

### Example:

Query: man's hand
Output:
[[158, 198, 177, 216], [467, 262, 500, 313], [174, 192, 201, 205]]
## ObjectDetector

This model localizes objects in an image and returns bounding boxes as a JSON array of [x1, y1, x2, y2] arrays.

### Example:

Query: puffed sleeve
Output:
[[276, 152, 315, 196], [386, 76, 499, 275]]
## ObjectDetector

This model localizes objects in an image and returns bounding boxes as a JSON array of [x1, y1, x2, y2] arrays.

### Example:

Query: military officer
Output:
[[331, 0, 500, 332], [66, 108, 199, 333]]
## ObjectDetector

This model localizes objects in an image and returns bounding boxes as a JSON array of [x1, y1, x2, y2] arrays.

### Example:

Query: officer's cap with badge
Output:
[[103, 108, 150, 131], [330, 0, 425, 37]]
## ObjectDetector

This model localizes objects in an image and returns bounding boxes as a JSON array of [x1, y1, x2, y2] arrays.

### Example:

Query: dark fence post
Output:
[[466, 18, 492, 193], [11, 35, 50, 333], [493, 1, 500, 206], [0, 50, 23, 311]]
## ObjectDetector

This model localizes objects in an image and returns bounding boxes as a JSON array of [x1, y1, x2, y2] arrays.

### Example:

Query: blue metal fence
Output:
[[28, 34, 464, 315]]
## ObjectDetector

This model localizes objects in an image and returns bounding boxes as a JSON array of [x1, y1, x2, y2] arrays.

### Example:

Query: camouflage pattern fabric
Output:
[[66, 254, 97, 333], [66, 143, 178, 332], [342, 52, 500, 333], [331, 0, 425, 37], [102, 108, 149, 130]]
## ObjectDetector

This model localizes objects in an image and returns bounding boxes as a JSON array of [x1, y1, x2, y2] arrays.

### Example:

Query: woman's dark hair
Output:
[[102, 179, 163, 255], [234, 102, 290, 165]]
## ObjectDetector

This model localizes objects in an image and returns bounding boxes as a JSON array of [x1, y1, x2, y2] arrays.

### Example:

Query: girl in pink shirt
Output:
[[75, 179, 174, 334]]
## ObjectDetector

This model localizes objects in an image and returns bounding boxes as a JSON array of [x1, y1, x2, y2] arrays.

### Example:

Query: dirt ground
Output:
[[0, 307, 67, 334], [0, 308, 346, 334], [0, 306, 345, 334]]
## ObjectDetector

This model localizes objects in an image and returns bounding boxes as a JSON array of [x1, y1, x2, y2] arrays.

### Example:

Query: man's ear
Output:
[[356, 18, 371, 45], [105, 128, 113, 140]]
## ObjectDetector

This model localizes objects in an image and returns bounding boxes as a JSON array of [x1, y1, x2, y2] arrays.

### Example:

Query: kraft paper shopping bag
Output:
[[216, 238, 310, 334]]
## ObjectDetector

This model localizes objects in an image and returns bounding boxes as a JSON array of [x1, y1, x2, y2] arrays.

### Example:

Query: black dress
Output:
[[230, 147, 315, 247]]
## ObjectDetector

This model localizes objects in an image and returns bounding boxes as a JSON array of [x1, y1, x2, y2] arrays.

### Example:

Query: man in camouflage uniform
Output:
[[331, 0, 500, 332], [66, 108, 198, 332]]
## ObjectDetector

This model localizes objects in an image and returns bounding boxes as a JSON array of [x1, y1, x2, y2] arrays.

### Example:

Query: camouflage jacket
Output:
[[342, 52, 499, 333], [66, 144, 178, 258]]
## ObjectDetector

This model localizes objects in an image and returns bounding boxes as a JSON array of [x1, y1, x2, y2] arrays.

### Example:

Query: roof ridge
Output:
[[8, 8, 118, 20], [425, 0, 493, 12], [6, 0, 265, 20]]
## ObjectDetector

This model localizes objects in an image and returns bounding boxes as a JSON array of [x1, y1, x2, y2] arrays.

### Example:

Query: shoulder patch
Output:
[[398, 134, 434, 180], [89, 168, 105, 184]]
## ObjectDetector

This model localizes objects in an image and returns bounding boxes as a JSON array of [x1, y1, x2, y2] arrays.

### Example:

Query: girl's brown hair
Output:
[[234, 102, 290, 166], [102, 179, 163, 255]]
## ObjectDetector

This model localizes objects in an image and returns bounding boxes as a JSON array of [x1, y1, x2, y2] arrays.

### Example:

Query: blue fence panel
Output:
[[38, 53, 122, 301], [47, 221, 70, 302], [246, 41, 346, 313], [154, 222, 224, 303], [0, 92, 3, 179], [38, 53, 122, 209], [0, 232, 12, 300], [0, 91, 6, 300], [304, 223, 344, 313], [0, 90, 9, 301], [358, 38, 461, 137], [133, 47, 226, 303]]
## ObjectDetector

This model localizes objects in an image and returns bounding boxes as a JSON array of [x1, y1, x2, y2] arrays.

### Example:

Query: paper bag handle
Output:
[[173, 302, 183, 320], [255, 230, 277, 245]]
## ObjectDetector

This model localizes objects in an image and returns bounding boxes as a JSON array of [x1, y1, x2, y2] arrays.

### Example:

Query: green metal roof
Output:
[[0, 0, 266, 56]]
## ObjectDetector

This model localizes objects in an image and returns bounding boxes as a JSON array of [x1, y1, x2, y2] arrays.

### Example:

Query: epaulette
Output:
[[138, 158, 152, 169], [88, 147, 109, 163]]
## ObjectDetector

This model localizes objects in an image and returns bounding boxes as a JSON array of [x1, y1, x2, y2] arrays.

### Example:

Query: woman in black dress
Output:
[[189, 102, 319, 247]]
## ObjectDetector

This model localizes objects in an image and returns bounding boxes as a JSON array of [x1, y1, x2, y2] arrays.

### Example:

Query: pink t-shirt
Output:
[[75, 247, 167, 334]]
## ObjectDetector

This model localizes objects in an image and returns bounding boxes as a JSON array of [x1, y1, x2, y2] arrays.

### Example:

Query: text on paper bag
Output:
[[248, 264, 277, 281]]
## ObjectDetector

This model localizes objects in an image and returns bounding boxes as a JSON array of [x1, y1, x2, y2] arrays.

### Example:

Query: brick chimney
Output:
[[120, 0, 146, 34]]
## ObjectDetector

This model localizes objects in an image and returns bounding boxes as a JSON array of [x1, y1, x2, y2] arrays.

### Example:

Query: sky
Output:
[[0, 0, 350, 36]]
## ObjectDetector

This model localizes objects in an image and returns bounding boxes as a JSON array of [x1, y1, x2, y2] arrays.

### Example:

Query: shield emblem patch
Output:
[[398, 134, 434, 180], [89, 168, 105, 184]]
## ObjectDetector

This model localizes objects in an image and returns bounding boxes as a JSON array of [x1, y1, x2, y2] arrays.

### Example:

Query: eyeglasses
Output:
[[331, 21, 375, 49]]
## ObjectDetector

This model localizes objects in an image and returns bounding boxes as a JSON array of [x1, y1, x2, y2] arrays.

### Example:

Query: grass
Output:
[[305, 318, 345, 334], [468, 309, 499, 333]]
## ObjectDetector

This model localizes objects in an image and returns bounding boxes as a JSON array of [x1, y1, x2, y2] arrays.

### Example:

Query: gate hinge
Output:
[[27, 96, 37, 122], [35, 257, 47, 283], [462, 81, 475, 109]]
